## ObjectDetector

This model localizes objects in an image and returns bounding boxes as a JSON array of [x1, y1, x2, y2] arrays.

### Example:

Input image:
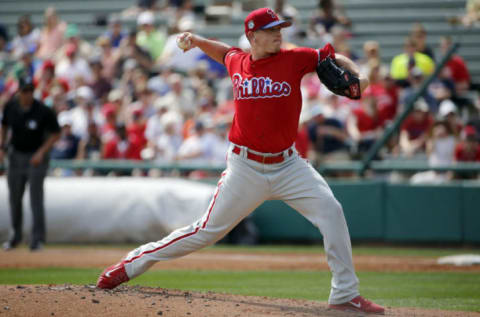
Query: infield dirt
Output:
[[1, 247, 479, 317]]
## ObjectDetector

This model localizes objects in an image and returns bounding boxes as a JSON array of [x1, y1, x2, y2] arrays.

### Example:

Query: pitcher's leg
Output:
[[124, 165, 269, 279], [275, 159, 359, 304]]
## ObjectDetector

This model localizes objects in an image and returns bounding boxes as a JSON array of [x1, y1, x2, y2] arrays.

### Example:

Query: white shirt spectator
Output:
[[70, 106, 103, 140], [10, 28, 41, 60], [155, 129, 183, 163], [160, 34, 204, 73], [177, 127, 217, 164], [55, 57, 93, 89], [429, 136, 456, 166], [211, 134, 230, 164]]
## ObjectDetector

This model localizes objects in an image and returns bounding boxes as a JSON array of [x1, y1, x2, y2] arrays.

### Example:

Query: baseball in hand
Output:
[[176, 34, 192, 51]]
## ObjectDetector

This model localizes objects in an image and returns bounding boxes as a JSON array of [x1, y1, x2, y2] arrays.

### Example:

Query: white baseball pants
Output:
[[123, 143, 359, 304]]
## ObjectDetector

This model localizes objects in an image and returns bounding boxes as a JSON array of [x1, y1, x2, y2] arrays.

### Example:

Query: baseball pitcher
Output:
[[97, 7, 384, 315]]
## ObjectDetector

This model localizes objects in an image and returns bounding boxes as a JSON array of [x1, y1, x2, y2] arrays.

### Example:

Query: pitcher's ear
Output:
[[246, 31, 254, 42]]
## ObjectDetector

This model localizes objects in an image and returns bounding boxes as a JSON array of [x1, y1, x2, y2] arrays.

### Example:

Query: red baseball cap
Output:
[[244, 8, 292, 34]]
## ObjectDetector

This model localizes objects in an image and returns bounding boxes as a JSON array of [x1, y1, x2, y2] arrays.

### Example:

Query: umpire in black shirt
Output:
[[0, 77, 60, 251]]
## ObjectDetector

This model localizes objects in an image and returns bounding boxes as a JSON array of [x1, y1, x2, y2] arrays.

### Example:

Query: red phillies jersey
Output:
[[224, 47, 318, 153]]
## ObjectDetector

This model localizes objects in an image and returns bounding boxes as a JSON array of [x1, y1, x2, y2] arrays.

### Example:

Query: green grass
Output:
[[1, 268, 479, 312]]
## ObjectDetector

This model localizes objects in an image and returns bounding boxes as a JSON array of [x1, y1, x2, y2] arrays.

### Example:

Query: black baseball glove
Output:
[[316, 57, 361, 100]]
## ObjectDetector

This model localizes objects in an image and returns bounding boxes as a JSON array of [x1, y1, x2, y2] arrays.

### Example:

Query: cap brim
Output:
[[260, 20, 292, 30]]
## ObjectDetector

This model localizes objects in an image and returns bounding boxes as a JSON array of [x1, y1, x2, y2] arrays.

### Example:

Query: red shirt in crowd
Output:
[[224, 47, 318, 153], [446, 55, 470, 84], [352, 107, 380, 133], [401, 114, 434, 140], [103, 135, 139, 160], [126, 122, 147, 160], [367, 83, 398, 124], [454, 142, 480, 161]]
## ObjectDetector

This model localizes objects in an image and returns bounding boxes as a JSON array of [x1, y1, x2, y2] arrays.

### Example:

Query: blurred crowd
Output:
[[0, 0, 479, 181]]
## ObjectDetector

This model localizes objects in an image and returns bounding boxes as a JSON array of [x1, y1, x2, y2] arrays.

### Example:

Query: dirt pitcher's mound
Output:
[[1, 285, 478, 317]]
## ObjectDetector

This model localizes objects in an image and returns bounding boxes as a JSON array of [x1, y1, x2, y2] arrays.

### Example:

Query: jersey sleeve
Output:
[[224, 47, 244, 74], [291, 47, 319, 76]]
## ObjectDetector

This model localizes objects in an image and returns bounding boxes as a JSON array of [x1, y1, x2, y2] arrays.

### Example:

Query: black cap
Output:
[[18, 76, 34, 91]]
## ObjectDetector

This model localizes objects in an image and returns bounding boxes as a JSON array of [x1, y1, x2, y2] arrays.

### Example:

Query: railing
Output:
[[2, 159, 480, 175]]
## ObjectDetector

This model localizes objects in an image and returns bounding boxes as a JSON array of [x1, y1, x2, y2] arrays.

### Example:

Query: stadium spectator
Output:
[[438, 99, 463, 136], [309, 0, 351, 45], [402, 67, 438, 113], [410, 120, 457, 184], [37, 7, 67, 60], [76, 121, 102, 160], [439, 36, 471, 95], [102, 124, 137, 161], [10, 15, 40, 60], [126, 107, 148, 160], [410, 23, 434, 60], [331, 26, 357, 61], [33, 60, 57, 101], [175, 120, 216, 164], [55, 43, 93, 89], [159, 17, 204, 73], [210, 120, 230, 164], [43, 80, 70, 113], [70, 86, 103, 139], [130, 82, 156, 118], [390, 37, 435, 86], [51, 111, 80, 160], [347, 91, 382, 158], [95, 36, 118, 81], [116, 29, 153, 76], [104, 15, 127, 48], [136, 11, 166, 61], [358, 41, 388, 78], [273, 0, 302, 44], [57, 24, 94, 61], [10, 47, 37, 84], [453, 125, 480, 179], [151, 114, 183, 163], [89, 57, 112, 103], [399, 99, 434, 157], [427, 120, 457, 166], [365, 59, 397, 124], [156, 73, 195, 115], [145, 99, 167, 149], [428, 66, 455, 108], [321, 89, 351, 125], [309, 105, 350, 164]]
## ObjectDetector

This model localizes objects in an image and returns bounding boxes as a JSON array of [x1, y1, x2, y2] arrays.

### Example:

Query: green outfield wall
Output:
[[250, 180, 480, 243]]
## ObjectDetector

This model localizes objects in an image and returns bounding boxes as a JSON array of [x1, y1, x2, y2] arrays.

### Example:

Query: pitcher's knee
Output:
[[322, 197, 346, 222], [194, 226, 227, 246]]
